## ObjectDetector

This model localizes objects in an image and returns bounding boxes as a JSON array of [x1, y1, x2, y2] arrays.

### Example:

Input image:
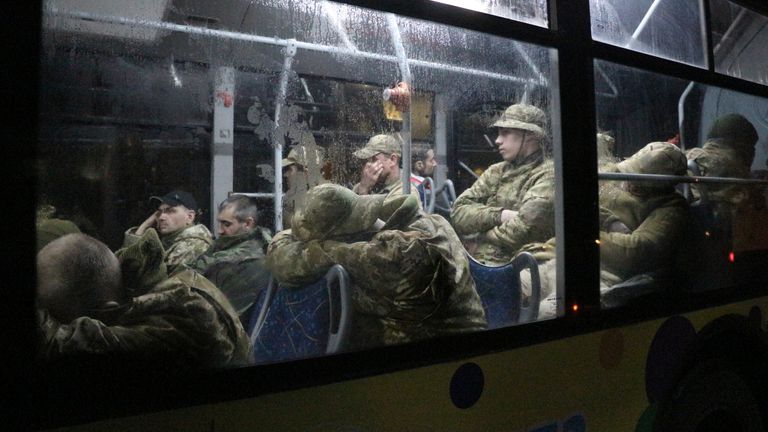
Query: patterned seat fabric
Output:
[[468, 258, 522, 329]]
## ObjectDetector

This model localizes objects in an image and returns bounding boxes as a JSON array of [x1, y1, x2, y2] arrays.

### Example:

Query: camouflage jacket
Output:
[[598, 189, 687, 280], [125, 224, 213, 273], [189, 227, 272, 317], [266, 201, 486, 350], [451, 151, 556, 265], [353, 173, 422, 202], [39, 268, 253, 368]]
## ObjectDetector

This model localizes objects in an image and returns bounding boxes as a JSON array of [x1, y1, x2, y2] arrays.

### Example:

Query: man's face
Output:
[[419, 149, 438, 176], [156, 203, 193, 235], [283, 164, 304, 189], [495, 128, 539, 162], [218, 205, 253, 237], [368, 153, 398, 181]]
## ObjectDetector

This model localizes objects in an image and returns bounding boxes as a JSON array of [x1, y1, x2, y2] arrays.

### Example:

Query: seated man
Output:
[[352, 133, 421, 201], [282, 144, 327, 228], [124, 190, 213, 273], [686, 113, 759, 215], [38, 231, 252, 368], [410, 142, 438, 189], [189, 195, 272, 321], [451, 103, 555, 266], [266, 184, 486, 350], [598, 141, 688, 300]]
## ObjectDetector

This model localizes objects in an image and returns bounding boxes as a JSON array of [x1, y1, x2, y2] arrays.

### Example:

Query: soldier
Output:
[[189, 195, 272, 321], [266, 184, 486, 350], [451, 103, 556, 266], [598, 141, 688, 303], [124, 190, 213, 273], [282, 145, 327, 228], [686, 113, 759, 216], [37, 231, 252, 368], [352, 133, 421, 201]]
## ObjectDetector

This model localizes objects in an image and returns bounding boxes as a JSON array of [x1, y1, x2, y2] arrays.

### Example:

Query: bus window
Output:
[[37, 0, 562, 368], [710, 0, 768, 86], [429, 0, 548, 27], [590, 0, 706, 67], [595, 60, 768, 308]]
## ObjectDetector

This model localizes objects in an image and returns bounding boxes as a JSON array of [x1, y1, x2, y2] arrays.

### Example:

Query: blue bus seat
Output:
[[249, 265, 353, 363], [467, 252, 541, 329]]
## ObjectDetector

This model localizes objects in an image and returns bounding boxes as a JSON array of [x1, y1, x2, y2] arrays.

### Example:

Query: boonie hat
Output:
[[150, 190, 197, 210], [491, 103, 547, 137], [282, 145, 326, 168], [617, 141, 686, 188], [353, 134, 402, 159], [291, 184, 387, 241]]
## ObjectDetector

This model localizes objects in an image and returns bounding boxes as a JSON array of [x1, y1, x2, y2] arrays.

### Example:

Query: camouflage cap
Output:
[[491, 103, 547, 137], [617, 141, 687, 177], [707, 113, 758, 149], [282, 145, 326, 168], [353, 134, 402, 159], [292, 184, 386, 241]]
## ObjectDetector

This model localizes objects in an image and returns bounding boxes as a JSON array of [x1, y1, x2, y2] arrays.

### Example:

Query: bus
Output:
[[9, 0, 768, 430]]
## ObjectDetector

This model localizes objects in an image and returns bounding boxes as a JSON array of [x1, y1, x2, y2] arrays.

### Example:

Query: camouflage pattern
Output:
[[124, 223, 213, 273], [352, 172, 422, 202], [40, 229, 252, 368], [282, 143, 328, 229], [451, 151, 556, 266], [491, 104, 547, 137], [189, 227, 272, 316], [599, 142, 688, 281], [353, 134, 403, 159], [37, 218, 81, 252], [267, 188, 486, 350]]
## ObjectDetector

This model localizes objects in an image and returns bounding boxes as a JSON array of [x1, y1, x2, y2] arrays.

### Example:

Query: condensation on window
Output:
[[590, 0, 706, 67], [430, 0, 548, 27], [709, 0, 768, 86]]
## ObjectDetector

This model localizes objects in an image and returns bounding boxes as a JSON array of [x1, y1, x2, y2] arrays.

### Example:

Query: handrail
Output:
[[422, 177, 436, 213], [249, 277, 278, 347], [325, 264, 352, 354], [511, 252, 540, 323], [599, 172, 768, 185]]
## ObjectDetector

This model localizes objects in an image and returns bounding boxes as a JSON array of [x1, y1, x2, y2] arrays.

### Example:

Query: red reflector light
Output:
[[729, 252, 735, 263], [572, 304, 579, 312]]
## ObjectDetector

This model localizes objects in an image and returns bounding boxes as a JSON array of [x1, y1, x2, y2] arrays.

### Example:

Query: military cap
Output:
[[617, 141, 686, 178], [292, 184, 387, 241], [150, 190, 197, 210], [491, 103, 547, 137], [707, 113, 758, 148], [37, 218, 81, 252], [282, 145, 326, 168], [353, 134, 402, 159]]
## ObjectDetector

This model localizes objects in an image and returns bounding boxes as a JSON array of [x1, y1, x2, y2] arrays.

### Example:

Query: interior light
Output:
[[595, 239, 601, 245], [572, 304, 579, 312], [704, 231, 710, 237]]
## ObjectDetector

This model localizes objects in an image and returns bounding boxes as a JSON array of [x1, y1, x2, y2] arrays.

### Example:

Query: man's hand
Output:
[[606, 220, 631, 234], [358, 160, 383, 195], [499, 209, 517, 224], [136, 210, 161, 235]]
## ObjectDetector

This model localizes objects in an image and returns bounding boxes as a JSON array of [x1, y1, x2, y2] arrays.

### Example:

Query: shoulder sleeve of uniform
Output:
[[165, 237, 213, 271], [266, 230, 335, 286], [122, 227, 142, 248], [451, 163, 505, 235]]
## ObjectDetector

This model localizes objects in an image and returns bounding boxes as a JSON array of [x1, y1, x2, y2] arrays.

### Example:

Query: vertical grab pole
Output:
[[273, 40, 297, 233], [386, 13, 413, 195]]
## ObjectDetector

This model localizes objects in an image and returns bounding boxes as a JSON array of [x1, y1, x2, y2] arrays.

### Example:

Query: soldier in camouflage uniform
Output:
[[38, 231, 252, 368], [352, 134, 422, 201], [123, 190, 213, 273], [189, 195, 272, 321], [686, 113, 759, 217], [282, 145, 328, 228], [451, 103, 556, 266], [266, 184, 486, 350], [598, 141, 688, 304]]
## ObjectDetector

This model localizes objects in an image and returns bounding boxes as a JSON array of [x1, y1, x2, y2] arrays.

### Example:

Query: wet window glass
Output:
[[430, 0, 548, 27], [590, 0, 706, 67], [595, 60, 768, 308], [709, 0, 768, 86], [37, 0, 561, 368]]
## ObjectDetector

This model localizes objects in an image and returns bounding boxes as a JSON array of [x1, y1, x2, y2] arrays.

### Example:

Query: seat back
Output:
[[467, 252, 541, 329], [249, 265, 352, 363]]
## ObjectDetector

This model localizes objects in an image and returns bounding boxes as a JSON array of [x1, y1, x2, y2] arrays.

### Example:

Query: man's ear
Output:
[[414, 160, 424, 171], [245, 217, 256, 228], [186, 209, 196, 224]]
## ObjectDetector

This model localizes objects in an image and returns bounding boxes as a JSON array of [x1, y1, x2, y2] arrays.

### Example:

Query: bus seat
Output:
[[601, 273, 659, 308], [249, 264, 353, 363], [467, 252, 541, 329]]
